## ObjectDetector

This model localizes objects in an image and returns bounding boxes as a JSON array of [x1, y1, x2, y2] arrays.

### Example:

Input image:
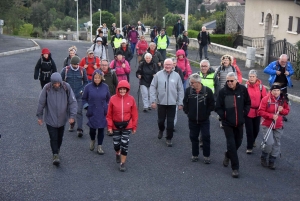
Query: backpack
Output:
[[85, 56, 96, 65], [64, 66, 84, 81], [199, 31, 210, 42], [216, 65, 236, 78], [93, 44, 104, 59]]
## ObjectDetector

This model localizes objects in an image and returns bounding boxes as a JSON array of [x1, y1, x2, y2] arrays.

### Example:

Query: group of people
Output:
[[34, 18, 294, 177]]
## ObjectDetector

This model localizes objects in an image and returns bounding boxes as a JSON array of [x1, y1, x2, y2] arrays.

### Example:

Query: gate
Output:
[[269, 38, 298, 63]]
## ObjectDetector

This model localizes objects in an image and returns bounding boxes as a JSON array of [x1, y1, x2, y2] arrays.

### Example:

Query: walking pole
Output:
[[209, 44, 215, 56], [137, 83, 140, 109], [106, 46, 109, 62], [260, 111, 279, 149]]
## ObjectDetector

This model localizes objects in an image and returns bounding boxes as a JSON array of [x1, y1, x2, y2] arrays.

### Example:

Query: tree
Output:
[[18, 23, 34, 36], [214, 11, 226, 34], [61, 16, 76, 31], [92, 10, 115, 32]]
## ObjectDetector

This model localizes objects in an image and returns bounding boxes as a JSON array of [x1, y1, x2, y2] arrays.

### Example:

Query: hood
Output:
[[246, 79, 262, 87], [207, 67, 215, 74], [116, 80, 130, 96], [92, 69, 104, 84], [176, 49, 186, 58], [232, 57, 237, 65], [51, 72, 63, 84]]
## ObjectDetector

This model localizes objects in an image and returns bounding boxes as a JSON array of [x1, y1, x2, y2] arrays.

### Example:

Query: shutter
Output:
[[297, 18, 300, 34], [288, 16, 293, 31]]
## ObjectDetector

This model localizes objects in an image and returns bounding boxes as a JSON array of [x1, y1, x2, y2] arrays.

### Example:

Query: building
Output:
[[203, 20, 216, 33], [243, 0, 300, 46], [225, 6, 245, 34]]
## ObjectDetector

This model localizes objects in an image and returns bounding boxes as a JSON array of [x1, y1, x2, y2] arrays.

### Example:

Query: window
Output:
[[276, 14, 279, 25], [288, 16, 293, 31], [297, 17, 300, 34], [261, 12, 264, 23]]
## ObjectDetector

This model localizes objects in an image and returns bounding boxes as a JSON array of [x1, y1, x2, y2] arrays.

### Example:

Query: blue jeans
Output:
[[189, 119, 210, 157], [183, 79, 188, 92], [130, 42, 136, 54]]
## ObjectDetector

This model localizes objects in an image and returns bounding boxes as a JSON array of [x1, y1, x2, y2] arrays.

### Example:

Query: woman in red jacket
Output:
[[257, 83, 290, 170], [136, 35, 148, 63], [244, 70, 267, 154], [176, 49, 192, 91], [106, 80, 138, 172]]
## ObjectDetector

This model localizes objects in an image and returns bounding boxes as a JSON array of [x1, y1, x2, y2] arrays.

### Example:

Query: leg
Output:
[[157, 105, 167, 132], [183, 79, 187, 92], [199, 45, 203, 60], [120, 129, 131, 157], [76, 98, 83, 137], [245, 116, 254, 150], [113, 130, 122, 153], [46, 125, 60, 155], [97, 128, 105, 145], [140, 85, 149, 110], [204, 45, 208, 59], [174, 106, 178, 127], [189, 121, 201, 157], [270, 128, 283, 159], [165, 105, 176, 140], [185, 49, 188, 57], [89, 127, 96, 151], [200, 119, 210, 158], [252, 116, 261, 145], [223, 126, 239, 170], [57, 126, 65, 151]]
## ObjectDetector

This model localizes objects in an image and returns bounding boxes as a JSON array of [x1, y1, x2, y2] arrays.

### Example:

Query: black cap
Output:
[[270, 84, 281, 91], [115, 50, 123, 56]]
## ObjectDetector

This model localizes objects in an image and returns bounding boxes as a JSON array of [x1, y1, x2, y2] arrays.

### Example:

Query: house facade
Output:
[[243, 0, 300, 45], [225, 6, 245, 34]]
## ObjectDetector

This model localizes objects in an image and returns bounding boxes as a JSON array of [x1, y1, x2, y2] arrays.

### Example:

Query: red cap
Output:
[[41, 48, 50, 54]]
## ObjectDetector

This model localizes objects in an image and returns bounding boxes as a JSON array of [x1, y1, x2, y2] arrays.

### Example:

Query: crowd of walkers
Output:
[[34, 20, 294, 177]]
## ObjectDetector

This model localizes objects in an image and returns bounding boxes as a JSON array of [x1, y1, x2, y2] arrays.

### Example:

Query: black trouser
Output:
[[189, 119, 210, 157], [223, 125, 243, 170], [175, 37, 178, 51], [46, 125, 65, 155], [245, 116, 261, 149], [40, 80, 50, 89], [89, 128, 104, 145], [157, 105, 176, 140]]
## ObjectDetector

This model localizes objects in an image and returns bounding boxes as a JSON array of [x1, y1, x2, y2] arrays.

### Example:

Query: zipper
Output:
[[122, 96, 124, 121], [196, 91, 199, 124], [167, 74, 170, 105], [234, 95, 238, 127]]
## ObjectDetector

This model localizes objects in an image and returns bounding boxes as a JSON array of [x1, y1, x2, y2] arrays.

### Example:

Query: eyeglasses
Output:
[[164, 64, 173, 66], [201, 65, 208, 67], [101, 64, 108, 66], [226, 80, 235, 83]]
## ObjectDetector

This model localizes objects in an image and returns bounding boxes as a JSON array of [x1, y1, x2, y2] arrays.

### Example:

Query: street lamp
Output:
[[90, 0, 92, 43], [98, 9, 101, 26], [185, 0, 189, 30], [120, 0, 122, 34], [163, 17, 165, 29], [75, 0, 79, 41]]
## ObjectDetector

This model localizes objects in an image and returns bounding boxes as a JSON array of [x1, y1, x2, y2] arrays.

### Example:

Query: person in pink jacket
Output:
[[135, 35, 148, 63], [244, 70, 267, 154], [176, 49, 192, 91], [109, 50, 131, 82]]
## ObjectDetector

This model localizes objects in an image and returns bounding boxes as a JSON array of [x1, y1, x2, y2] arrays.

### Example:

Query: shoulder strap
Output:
[[64, 66, 70, 81], [85, 57, 88, 64], [93, 44, 96, 51]]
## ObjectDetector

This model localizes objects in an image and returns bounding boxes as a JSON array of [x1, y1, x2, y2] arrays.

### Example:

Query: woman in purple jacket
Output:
[[82, 70, 110, 155], [127, 26, 139, 55]]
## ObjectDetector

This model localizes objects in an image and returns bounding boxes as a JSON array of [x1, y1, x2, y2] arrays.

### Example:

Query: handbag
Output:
[[113, 117, 131, 129]]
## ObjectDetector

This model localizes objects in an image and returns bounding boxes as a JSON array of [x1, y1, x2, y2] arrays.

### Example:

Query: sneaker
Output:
[[166, 139, 172, 147], [261, 157, 268, 167], [116, 154, 121, 163], [246, 149, 252, 154], [119, 163, 126, 172], [268, 162, 276, 170], [143, 109, 148, 113], [191, 156, 199, 162], [232, 170, 239, 178], [203, 157, 211, 164], [158, 131, 163, 139], [223, 152, 229, 167], [97, 145, 105, 155], [77, 129, 83, 138], [89, 140, 95, 151], [52, 154, 60, 166], [68, 123, 75, 132]]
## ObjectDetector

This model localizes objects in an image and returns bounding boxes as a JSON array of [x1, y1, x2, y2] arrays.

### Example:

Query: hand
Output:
[[183, 42, 185, 44], [108, 129, 113, 134], [122, 63, 126, 68], [178, 105, 183, 110], [186, 43, 189, 46], [38, 119, 43, 125], [151, 103, 157, 109], [136, 47, 139, 50], [284, 71, 289, 76], [278, 106, 283, 112], [198, 40, 201, 44], [132, 130, 136, 134], [276, 71, 281, 75], [138, 75, 141, 79], [93, 65, 97, 69], [273, 114, 278, 121], [69, 118, 75, 124], [84, 64, 88, 69], [158, 62, 161, 66]]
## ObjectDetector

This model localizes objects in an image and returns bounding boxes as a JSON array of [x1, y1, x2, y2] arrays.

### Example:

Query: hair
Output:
[[189, 73, 202, 84], [279, 54, 288, 60], [94, 72, 105, 81], [248, 69, 257, 76], [171, 57, 177, 63], [220, 54, 232, 65], [200, 59, 210, 67], [101, 59, 109, 64], [149, 42, 156, 47], [226, 72, 237, 80], [164, 58, 173, 65], [144, 52, 152, 59], [68, 46, 77, 53]]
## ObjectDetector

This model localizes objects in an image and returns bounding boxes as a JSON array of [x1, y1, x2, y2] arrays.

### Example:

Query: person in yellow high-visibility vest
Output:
[[111, 28, 124, 55], [154, 29, 170, 61]]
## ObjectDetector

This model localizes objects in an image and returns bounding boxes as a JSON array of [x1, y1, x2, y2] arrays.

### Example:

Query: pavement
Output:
[[0, 35, 300, 200]]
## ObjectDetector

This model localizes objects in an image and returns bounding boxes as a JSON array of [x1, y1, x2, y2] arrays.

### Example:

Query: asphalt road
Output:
[[0, 39, 300, 201]]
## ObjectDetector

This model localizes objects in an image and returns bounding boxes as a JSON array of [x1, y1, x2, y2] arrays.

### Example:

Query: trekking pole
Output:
[[209, 45, 215, 56], [137, 84, 140, 109], [106, 46, 109, 62], [260, 111, 279, 149]]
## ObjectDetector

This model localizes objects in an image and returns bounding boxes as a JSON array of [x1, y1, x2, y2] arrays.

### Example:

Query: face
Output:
[[202, 27, 206, 32], [178, 55, 184, 59], [94, 74, 101, 85], [116, 30, 120, 34], [190, 80, 200, 89], [226, 76, 237, 89], [72, 64, 79, 69], [150, 44, 156, 50], [164, 60, 173, 72], [161, 30, 165, 35], [173, 61, 177, 68], [119, 87, 127, 96], [97, 41, 102, 45], [53, 82, 60, 89], [43, 54, 49, 58], [121, 43, 126, 47], [248, 74, 257, 84], [101, 61, 109, 72], [145, 56, 152, 63], [69, 50, 75, 58], [117, 55, 123, 60], [184, 32, 188, 36], [271, 89, 281, 97], [140, 36, 145, 41], [279, 57, 288, 67], [223, 58, 230, 66], [88, 52, 94, 58], [200, 62, 209, 74]]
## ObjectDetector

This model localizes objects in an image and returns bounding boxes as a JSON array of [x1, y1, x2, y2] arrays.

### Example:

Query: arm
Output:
[[280, 101, 290, 116], [166, 36, 170, 48], [186, 59, 192, 76], [213, 72, 220, 101], [131, 98, 139, 132], [243, 87, 251, 116], [111, 36, 115, 48], [82, 85, 89, 110], [51, 59, 57, 73], [82, 69, 88, 90], [60, 67, 66, 82], [34, 59, 41, 80], [36, 87, 47, 120], [215, 89, 225, 119], [261, 86, 268, 98], [67, 86, 78, 119], [264, 62, 277, 75], [154, 37, 158, 45], [287, 62, 294, 76], [177, 75, 184, 106], [127, 49, 133, 61], [234, 65, 243, 84], [113, 71, 119, 89], [258, 98, 274, 120], [208, 33, 211, 44], [183, 87, 189, 114], [150, 75, 158, 103], [96, 57, 101, 69], [124, 61, 131, 74], [136, 64, 142, 78], [63, 58, 68, 68], [207, 88, 215, 112], [106, 101, 114, 130]]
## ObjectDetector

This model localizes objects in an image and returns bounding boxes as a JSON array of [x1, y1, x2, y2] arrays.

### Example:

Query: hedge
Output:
[[210, 34, 233, 47]]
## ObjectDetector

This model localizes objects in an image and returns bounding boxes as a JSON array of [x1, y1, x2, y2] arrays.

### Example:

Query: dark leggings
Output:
[[89, 128, 104, 145], [46, 124, 65, 155], [113, 129, 131, 156], [245, 116, 261, 149], [40, 80, 50, 89]]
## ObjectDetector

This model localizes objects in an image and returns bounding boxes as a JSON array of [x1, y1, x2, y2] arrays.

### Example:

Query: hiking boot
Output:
[[158, 131, 163, 139], [246, 149, 252, 154], [119, 163, 126, 172], [89, 140, 95, 151], [223, 152, 229, 167], [143, 109, 148, 113], [68, 123, 75, 132], [232, 170, 239, 178], [268, 162, 276, 170], [77, 129, 83, 138], [97, 145, 105, 155], [166, 140, 173, 147], [116, 154, 121, 163], [191, 156, 199, 162], [283, 116, 287, 122], [203, 157, 211, 164], [52, 154, 60, 166], [261, 157, 268, 167]]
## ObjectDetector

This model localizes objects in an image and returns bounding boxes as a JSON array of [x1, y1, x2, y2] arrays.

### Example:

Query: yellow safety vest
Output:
[[157, 35, 167, 49], [199, 72, 215, 93], [113, 37, 123, 49]]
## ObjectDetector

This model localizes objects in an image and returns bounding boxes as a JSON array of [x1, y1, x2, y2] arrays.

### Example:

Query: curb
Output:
[[0, 39, 40, 57], [167, 51, 300, 103]]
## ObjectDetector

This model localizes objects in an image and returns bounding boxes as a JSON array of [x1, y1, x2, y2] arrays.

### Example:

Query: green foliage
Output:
[[164, 13, 182, 28], [53, 19, 62, 30], [115, 12, 131, 26], [166, 26, 173, 36], [215, 11, 226, 34], [210, 34, 233, 47], [187, 30, 198, 38], [61, 16, 76, 31], [18, 23, 34, 36], [294, 41, 300, 79], [30, 27, 43, 38], [92, 10, 115, 33]]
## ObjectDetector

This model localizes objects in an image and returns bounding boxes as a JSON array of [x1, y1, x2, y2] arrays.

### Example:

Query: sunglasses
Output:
[[226, 80, 235, 83]]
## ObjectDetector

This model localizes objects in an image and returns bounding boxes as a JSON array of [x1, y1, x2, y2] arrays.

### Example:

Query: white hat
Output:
[[96, 37, 102, 42], [99, 25, 103, 28], [121, 39, 127, 44]]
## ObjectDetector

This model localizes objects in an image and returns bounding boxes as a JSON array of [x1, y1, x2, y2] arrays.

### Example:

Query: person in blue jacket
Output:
[[264, 54, 294, 121]]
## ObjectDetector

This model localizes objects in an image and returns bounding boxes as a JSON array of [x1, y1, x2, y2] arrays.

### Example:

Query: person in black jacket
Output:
[[172, 19, 185, 51], [94, 31, 108, 46], [136, 53, 159, 112], [197, 26, 210, 61], [215, 72, 251, 178], [34, 48, 57, 89], [116, 39, 133, 63], [140, 42, 164, 70], [177, 31, 190, 57], [183, 73, 215, 164]]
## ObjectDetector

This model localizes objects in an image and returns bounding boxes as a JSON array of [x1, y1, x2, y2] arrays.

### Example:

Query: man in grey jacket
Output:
[[37, 72, 77, 166], [150, 58, 184, 147]]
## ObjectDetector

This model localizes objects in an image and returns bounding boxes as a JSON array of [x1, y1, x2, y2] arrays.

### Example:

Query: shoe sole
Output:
[[78, 133, 83, 138], [158, 132, 163, 139], [119, 168, 126, 172], [53, 160, 60, 166], [97, 152, 105, 155], [232, 174, 239, 178], [167, 144, 172, 147]]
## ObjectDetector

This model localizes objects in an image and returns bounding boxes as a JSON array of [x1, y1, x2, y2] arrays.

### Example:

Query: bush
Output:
[[294, 41, 300, 79], [210, 34, 233, 47], [166, 26, 173, 36], [30, 27, 43, 38], [187, 30, 198, 38], [18, 23, 34, 37]]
